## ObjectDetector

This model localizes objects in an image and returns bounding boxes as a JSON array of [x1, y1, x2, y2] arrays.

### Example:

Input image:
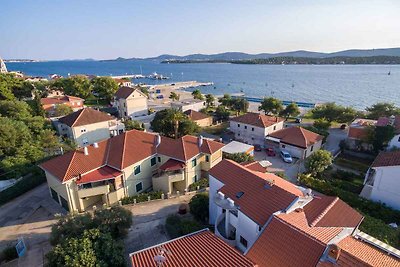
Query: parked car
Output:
[[340, 124, 347, 130], [266, 148, 276, 157], [280, 150, 293, 163], [295, 117, 302, 123], [254, 144, 262, 152]]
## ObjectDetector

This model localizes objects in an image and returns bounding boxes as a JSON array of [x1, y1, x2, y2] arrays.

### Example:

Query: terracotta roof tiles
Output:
[[58, 108, 115, 127], [115, 86, 145, 99], [231, 112, 284, 128], [371, 150, 400, 168], [184, 109, 211, 121], [269, 126, 323, 149]]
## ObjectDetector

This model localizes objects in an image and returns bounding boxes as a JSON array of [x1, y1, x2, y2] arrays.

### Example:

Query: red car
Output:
[[266, 148, 276, 157]]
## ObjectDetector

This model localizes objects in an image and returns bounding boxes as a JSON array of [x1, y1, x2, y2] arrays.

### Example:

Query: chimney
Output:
[[264, 179, 275, 189], [83, 146, 89, 156], [327, 244, 341, 261], [227, 198, 235, 207], [303, 188, 313, 197], [154, 134, 161, 148], [198, 135, 203, 148], [93, 142, 99, 148]]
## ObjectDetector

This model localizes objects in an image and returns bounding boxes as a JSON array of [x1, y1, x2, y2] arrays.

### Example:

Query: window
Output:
[[135, 182, 143, 192], [229, 209, 238, 217], [237, 124, 240, 127], [134, 165, 141, 175], [282, 144, 286, 148], [151, 157, 157, 166], [252, 127, 254, 131], [60, 196, 69, 211], [205, 155, 210, 162], [193, 175, 198, 182], [82, 138, 88, 145], [192, 158, 197, 167], [50, 188, 59, 203], [244, 125, 247, 129], [251, 137, 254, 140], [81, 128, 86, 133], [398, 136, 400, 142], [273, 126, 276, 130], [311, 145, 314, 152], [238, 133, 241, 136], [240, 236, 248, 248], [158, 157, 161, 162]]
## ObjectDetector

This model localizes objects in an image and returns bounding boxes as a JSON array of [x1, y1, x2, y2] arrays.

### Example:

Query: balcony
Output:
[[215, 213, 236, 247], [214, 192, 238, 211], [77, 184, 110, 198], [153, 171, 185, 183]]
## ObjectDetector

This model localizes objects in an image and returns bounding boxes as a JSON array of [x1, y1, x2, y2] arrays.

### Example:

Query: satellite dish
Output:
[[154, 134, 161, 147], [154, 254, 166, 265]]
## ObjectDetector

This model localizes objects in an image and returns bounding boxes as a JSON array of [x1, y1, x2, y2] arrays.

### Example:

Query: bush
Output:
[[189, 193, 209, 223], [188, 178, 209, 191], [0, 167, 46, 206], [93, 206, 132, 238], [223, 152, 254, 163], [1, 246, 18, 262], [334, 157, 369, 173], [304, 150, 333, 177], [121, 191, 163, 205], [165, 215, 203, 239]]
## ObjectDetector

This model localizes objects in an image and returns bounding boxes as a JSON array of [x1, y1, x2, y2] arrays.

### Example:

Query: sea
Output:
[[6, 60, 400, 110]]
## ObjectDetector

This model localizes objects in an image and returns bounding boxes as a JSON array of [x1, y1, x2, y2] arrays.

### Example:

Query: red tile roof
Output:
[[348, 127, 369, 140], [76, 166, 122, 184], [209, 159, 303, 225], [130, 229, 255, 267], [303, 196, 363, 228], [159, 159, 186, 171], [371, 150, 400, 168], [184, 109, 211, 121], [58, 108, 115, 127], [376, 116, 391, 126], [115, 86, 145, 99], [231, 112, 284, 128], [246, 216, 327, 267], [240, 161, 267, 173], [40, 131, 224, 182], [269, 126, 323, 149], [40, 95, 84, 105]]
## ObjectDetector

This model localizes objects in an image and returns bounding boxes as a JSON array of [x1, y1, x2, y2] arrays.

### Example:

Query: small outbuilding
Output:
[[222, 141, 254, 156]]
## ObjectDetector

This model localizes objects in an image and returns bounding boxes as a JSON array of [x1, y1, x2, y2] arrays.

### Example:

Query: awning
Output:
[[159, 159, 186, 171], [76, 166, 122, 185]]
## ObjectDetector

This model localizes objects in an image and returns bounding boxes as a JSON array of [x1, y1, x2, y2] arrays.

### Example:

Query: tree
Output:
[[218, 94, 232, 107], [304, 149, 333, 176], [223, 152, 254, 163], [169, 91, 180, 101], [54, 104, 73, 117], [52, 76, 92, 98], [0, 100, 33, 121], [258, 97, 283, 115], [313, 119, 331, 131], [232, 98, 249, 114], [312, 102, 356, 123], [91, 77, 118, 102], [205, 94, 215, 107], [192, 89, 204, 100], [124, 120, 144, 131], [12, 81, 34, 100], [150, 109, 200, 138], [215, 105, 230, 121], [189, 193, 209, 223], [280, 102, 300, 120], [366, 102, 400, 119], [365, 125, 396, 153]]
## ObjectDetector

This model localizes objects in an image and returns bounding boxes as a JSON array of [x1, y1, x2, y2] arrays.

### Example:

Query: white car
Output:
[[280, 150, 293, 163]]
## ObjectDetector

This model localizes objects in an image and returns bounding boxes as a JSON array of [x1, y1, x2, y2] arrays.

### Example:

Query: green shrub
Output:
[[223, 152, 254, 163], [0, 168, 46, 206], [188, 178, 209, 191], [189, 193, 209, 223], [1, 246, 18, 262], [359, 215, 400, 247], [121, 191, 163, 205], [334, 158, 369, 173], [165, 214, 203, 239]]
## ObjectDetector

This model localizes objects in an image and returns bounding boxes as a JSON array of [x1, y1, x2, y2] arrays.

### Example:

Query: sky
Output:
[[1, 0, 400, 60]]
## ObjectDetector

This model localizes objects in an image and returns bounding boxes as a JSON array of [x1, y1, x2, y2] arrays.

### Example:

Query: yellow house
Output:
[[57, 107, 124, 147], [184, 109, 213, 127], [39, 130, 224, 212], [114, 86, 148, 118]]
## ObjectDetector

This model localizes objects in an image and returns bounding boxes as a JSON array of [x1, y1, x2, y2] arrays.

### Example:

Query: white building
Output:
[[114, 86, 148, 118], [360, 150, 400, 210], [266, 126, 323, 159], [171, 99, 206, 112], [229, 113, 284, 146], [222, 141, 254, 156]]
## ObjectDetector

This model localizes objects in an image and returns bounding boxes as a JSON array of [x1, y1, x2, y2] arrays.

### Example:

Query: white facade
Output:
[[229, 120, 284, 146], [171, 100, 206, 112], [362, 166, 400, 210], [388, 134, 400, 149], [279, 139, 322, 159]]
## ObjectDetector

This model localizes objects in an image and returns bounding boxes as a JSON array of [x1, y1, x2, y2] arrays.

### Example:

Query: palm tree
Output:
[[205, 94, 215, 108], [170, 109, 185, 139], [169, 92, 180, 101]]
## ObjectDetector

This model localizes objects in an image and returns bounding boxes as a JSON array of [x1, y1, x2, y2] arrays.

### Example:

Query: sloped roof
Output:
[[130, 229, 255, 267], [40, 131, 224, 182], [209, 159, 303, 225], [240, 161, 267, 173], [40, 95, 84, 105], [231, 112, 284, 128], [269, 126, 323, 149], [76, 166, 122, 185], [115, 86, 145, 99], [58, 108, 115, 127], [184, 109, 211, 121], [371, 150, 400, 168], [348, 127, 369, 140], [246, 216, 327, 267]]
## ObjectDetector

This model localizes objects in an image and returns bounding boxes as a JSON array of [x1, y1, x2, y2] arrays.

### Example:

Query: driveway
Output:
[[0, 183, 65, 267], [325, 127, 348, 155], [123, 193, 196, 256]]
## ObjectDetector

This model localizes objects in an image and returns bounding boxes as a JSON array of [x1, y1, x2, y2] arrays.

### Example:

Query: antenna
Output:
[[154, 246, 171, 267], [198, 135, 203, 148]]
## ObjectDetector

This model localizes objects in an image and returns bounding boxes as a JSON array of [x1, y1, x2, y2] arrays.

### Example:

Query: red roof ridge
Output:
[[310, 197, 339, 227], [62, 151, 77, 182], [120, 132, 128, 169], [181, 136, 188, 161], [71, 108, 86, 127], [205, 138, 212, 154]]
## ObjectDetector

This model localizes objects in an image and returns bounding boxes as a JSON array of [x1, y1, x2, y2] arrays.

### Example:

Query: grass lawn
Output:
[[202, 122, 229, 135], [84, 96, 110, 107], [334, 154, 371, 173]]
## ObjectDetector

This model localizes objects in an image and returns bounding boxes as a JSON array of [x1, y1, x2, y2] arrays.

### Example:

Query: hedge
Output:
[[121, 191, 163, 205], [188, 178, 209, 191], [0, 167, 46, 206], [334, 157, 369, 173], [299, 174, 400, 248], [165, 214, 203, 239]]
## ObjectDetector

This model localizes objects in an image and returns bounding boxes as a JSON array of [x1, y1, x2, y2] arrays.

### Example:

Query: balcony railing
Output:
[[77, 184, 110, 198], [153, 171, 185, 182], [215, 213, 236, 247]]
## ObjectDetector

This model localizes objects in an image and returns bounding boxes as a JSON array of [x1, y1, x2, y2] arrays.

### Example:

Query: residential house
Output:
[[39, 130, 224, 212], [57, 108, 124, 147], [171, 99, 206, 112], [347, 118, 377, 150], [230, 113, 284, 146], [266, 126, 323, 159], [376, 116, 400, 149], [360, 150, 400, 210], [222, 141, 254, 156], [208, 159, 400, 266], [41, 95, 84, 117], [184, 109, 213, 127], [113, 78, 132, 87], [114, 86, 148, 118]]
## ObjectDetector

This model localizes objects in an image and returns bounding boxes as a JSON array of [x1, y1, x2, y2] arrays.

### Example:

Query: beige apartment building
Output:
[[40, 130, 224, 212], [184, 109, 213, 127], [114, 86, 148, 118], [57, 108, 124, 147]]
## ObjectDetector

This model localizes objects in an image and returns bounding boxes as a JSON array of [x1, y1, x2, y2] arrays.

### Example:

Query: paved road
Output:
[[325, 128, 348, 155], [0, 184, 65, 267]]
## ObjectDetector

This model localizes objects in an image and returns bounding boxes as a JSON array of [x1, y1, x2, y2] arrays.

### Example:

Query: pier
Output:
[[232, 95, 317, 108]]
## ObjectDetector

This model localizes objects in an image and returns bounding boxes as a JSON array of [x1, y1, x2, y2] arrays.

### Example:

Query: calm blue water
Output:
[[7, 60, 400, 109]]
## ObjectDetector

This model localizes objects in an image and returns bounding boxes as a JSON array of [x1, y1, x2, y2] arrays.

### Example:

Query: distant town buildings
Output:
[[171, 99, 206, 112], [40, 95, 84, 117], [230, 112, 284, 146], [113, 86, 148, 118], [56, 108, 124, 147], [113, 78, 132, 87], [346, 118, 377, 150]]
